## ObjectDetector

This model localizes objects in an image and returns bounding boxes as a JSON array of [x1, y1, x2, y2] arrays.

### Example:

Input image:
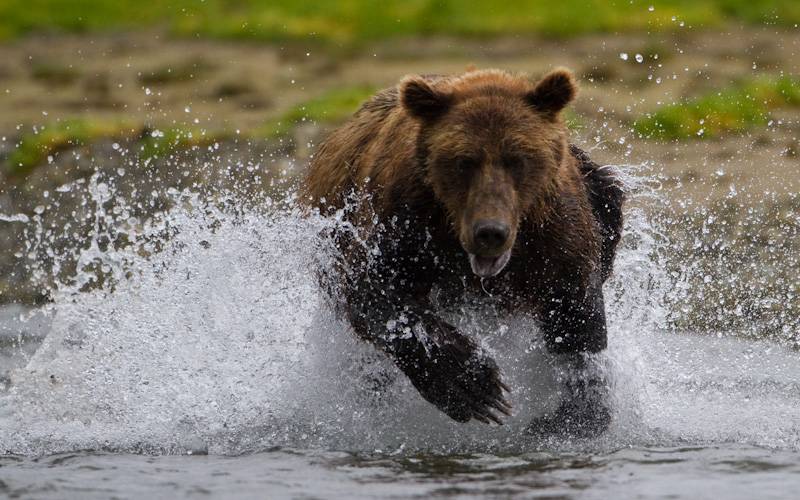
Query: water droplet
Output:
[[635, 54, 644, 63]]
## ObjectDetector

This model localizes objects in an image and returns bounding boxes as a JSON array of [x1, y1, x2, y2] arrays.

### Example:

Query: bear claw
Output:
[[470, 382, 513, 425], [472, 411, 493, 425]]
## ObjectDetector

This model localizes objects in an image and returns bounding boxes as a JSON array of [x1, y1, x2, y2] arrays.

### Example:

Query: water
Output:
[[3, 445, 800, 499], [2, 159, 800, 498]]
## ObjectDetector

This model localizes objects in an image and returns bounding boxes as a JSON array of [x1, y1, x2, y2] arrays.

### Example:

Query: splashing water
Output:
[[2, 153, 800, 458]]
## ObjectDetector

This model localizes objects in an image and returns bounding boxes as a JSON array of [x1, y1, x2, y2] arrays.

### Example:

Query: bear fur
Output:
[[302, 67, 624, 435]]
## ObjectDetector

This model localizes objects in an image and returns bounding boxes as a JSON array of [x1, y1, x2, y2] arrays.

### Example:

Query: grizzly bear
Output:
[[302, 67, 624, 436]]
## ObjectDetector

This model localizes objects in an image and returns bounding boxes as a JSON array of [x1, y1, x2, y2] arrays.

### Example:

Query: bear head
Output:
[[400, 68, 578, 277]]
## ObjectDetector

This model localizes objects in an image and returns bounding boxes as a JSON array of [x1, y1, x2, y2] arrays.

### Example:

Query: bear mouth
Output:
[[469, 250, 511, 278]]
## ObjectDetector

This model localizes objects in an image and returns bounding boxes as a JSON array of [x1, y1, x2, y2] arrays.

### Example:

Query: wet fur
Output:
[[302, 68, 624, 434]]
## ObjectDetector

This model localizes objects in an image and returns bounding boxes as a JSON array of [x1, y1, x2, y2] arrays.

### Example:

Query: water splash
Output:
[[1, 152, 800, 456]]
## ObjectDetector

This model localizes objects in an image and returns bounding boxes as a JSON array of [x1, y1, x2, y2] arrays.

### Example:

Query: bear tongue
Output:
[[469, 250, 511, 278]]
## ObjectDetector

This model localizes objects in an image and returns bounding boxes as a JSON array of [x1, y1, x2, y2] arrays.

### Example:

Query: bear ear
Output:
[[525, 69, 578, 115], [401, 77, 453, 122]]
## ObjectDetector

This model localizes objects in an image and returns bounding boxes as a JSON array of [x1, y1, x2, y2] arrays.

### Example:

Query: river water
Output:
[[2, 167, 800, 499]]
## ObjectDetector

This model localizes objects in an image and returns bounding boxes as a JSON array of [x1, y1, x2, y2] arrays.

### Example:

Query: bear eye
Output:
[[455, 156, 478, 172], [504, 154, 527, 171]]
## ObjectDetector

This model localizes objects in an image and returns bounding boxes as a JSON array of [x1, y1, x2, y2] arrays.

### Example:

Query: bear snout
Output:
[[465, 219, 515, 277], [473, 219, 510, 253]]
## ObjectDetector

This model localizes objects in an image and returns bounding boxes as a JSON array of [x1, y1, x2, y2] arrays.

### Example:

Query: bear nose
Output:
[[473, 219, 510, 252]]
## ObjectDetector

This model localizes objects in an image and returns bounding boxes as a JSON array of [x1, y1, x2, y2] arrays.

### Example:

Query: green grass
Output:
[[7, 119, 133, 173], [632, 76, 800, 140], [5, 120, 218, 174], [136, 127, 214, 164], [2, 1, 800, 41], [256, 84, 379, 137], [5, 84, 376, 173]]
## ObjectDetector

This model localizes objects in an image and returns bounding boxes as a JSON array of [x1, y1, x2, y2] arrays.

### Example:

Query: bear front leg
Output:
[[530, 277, 611, 437], [344, 273, 513, 425], [528, 352, 611, 438]]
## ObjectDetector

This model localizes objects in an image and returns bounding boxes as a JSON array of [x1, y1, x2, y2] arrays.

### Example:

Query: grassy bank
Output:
[[633, 76, 800, 140], [4, 84, 378, 174], [3, 1, 800, 41], [9, 70, 800, 175]]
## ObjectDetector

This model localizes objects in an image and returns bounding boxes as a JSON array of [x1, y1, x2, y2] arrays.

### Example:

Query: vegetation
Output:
[[257, 85, 378, 137], [3, 0, 800, 173], [4, 85, 380, 174], [2, 0, 800, 42], [632, 76, 800, 140], [7, 119, 133, 173], [10, 73, 800, 175]]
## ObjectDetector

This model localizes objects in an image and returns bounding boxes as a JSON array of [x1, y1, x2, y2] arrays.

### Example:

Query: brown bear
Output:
[[302, 67, 624, 436]]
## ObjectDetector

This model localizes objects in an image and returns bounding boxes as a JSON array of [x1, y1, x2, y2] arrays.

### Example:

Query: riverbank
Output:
[[1, 26, 799, 335]]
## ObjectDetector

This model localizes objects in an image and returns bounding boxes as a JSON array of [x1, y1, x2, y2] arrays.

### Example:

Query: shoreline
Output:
[[1, 27, 799, 324]]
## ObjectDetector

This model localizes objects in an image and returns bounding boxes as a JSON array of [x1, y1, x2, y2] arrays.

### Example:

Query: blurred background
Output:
[[1, 0, 800, 339]]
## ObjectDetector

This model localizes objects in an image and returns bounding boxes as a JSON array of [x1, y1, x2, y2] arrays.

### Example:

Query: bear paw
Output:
[[414, 352, 513, 425], [527, 397, 611, 439]]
